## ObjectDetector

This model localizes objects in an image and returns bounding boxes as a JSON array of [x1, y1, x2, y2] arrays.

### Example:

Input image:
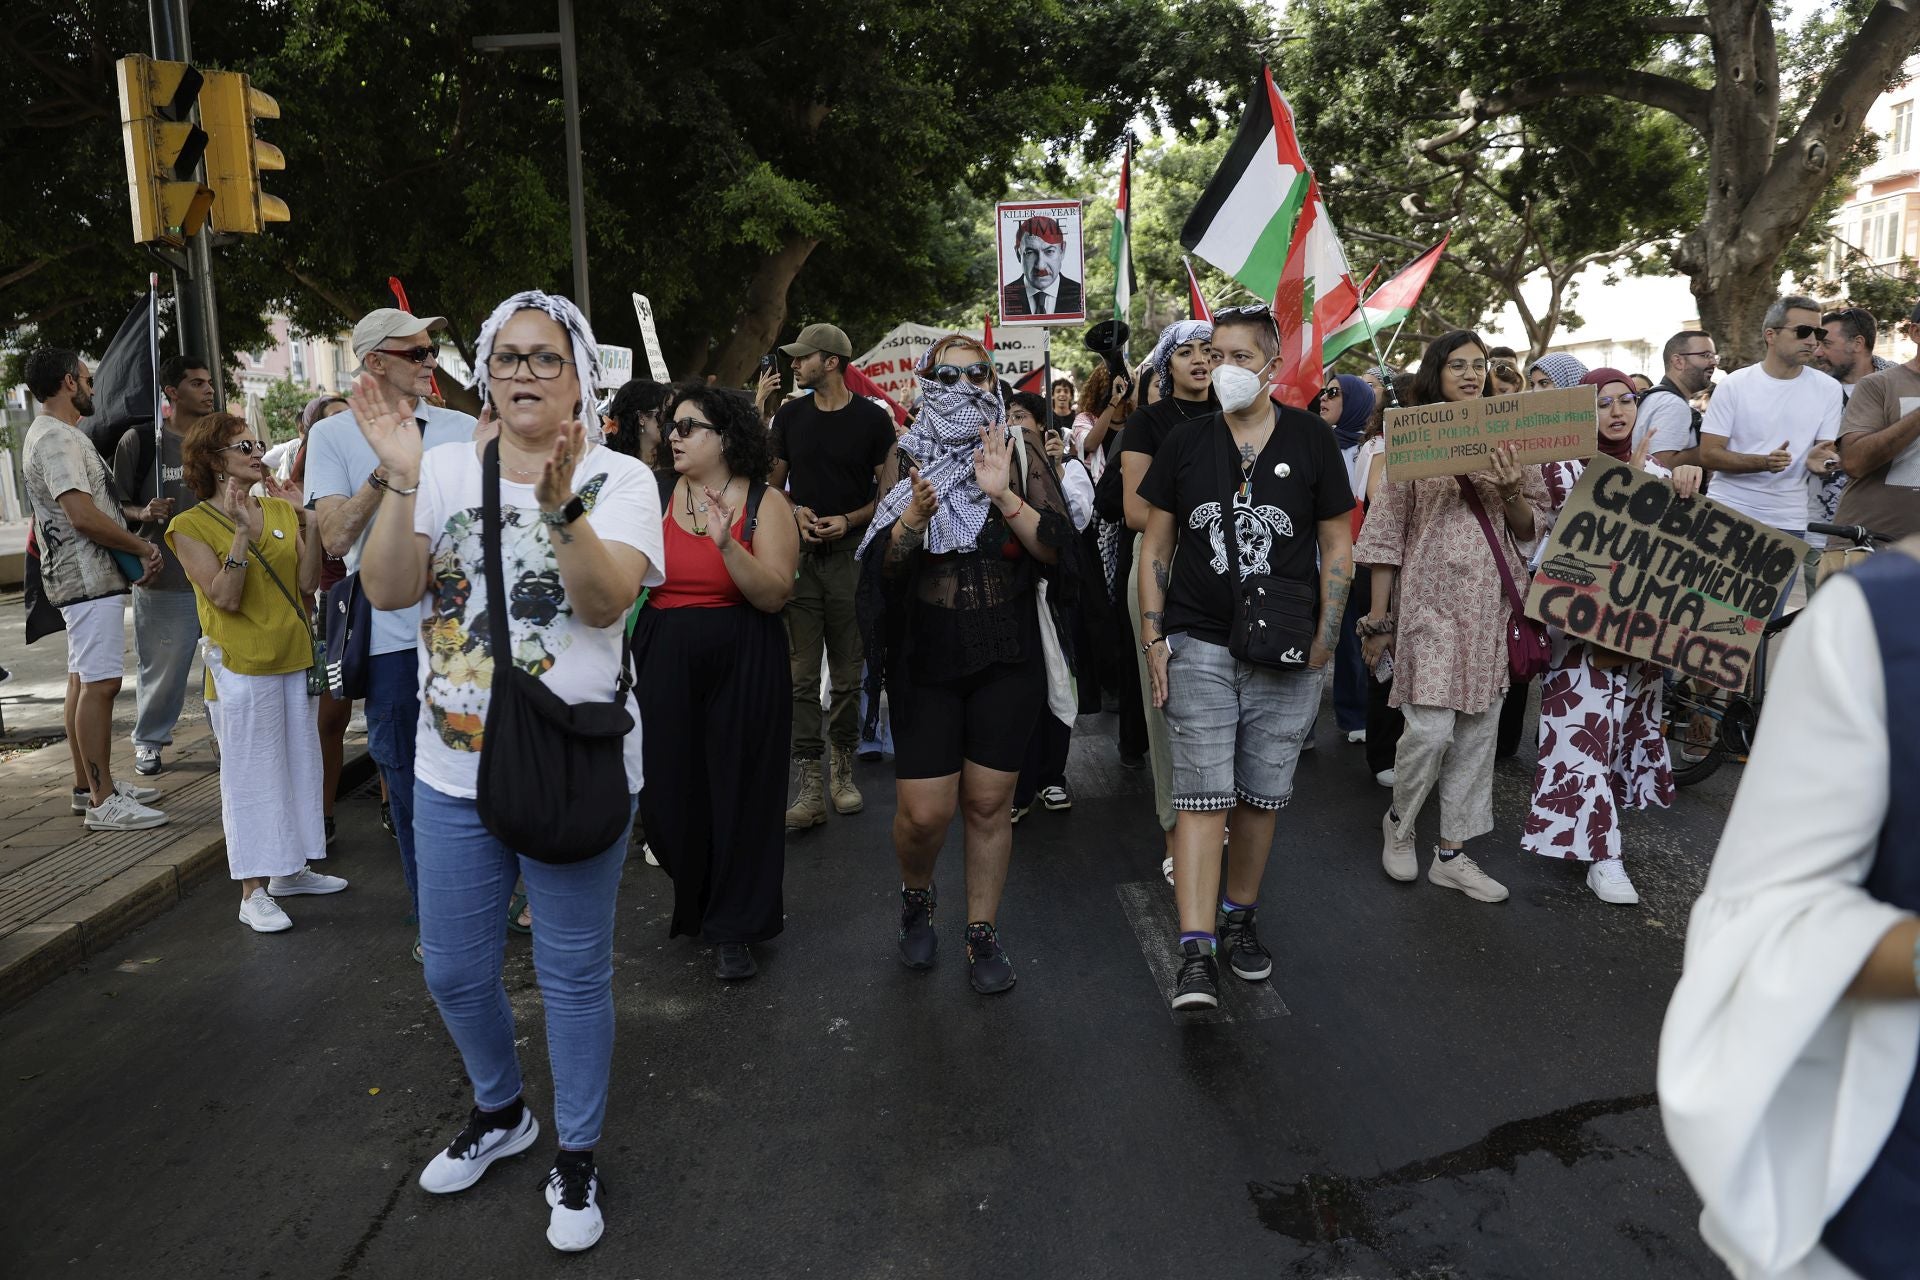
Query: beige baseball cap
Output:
[[352, 307, 448, 361], [779, 322, 853, 359]]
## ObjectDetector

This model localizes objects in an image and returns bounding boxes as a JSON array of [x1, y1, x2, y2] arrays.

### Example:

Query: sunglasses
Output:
[[669, 417, 716, 438], [1775, 324, 1829, 342], [1320, 385, 1342, 398], [219, 439, 267, 456], [930, 362, 993, 386], [374, 346, 438, 364]]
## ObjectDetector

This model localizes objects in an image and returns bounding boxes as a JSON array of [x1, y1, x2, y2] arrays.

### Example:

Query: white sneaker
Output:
[[643, 842, 659, 867], [72, 780, 163, 814], [1587, 859, 1640, 904], [268, 867, 349, 896], [1038, 784, 1072, 811], [420, 1107, 540, 1194], [84, 791, 170, 831], [1346, 729, 1367, 744], [1161, 855, 1175, 888], [134, 746, 163, 776], [1374, 769, 1397, 788], [544, 1158, 605, 1252], [1381, 810, 1418, 882], [1429, 850, 1510, 903], [238, 888, 293, 933]]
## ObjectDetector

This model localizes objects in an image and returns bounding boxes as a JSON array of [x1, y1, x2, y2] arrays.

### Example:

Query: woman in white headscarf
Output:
[[858, 333, 1073, 996]]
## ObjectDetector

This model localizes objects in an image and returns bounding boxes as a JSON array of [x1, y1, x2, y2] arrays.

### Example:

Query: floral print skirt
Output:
[[1523, 640, 1675, 863]]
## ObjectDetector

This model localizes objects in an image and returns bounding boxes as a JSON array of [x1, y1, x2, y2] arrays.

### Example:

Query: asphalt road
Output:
[[0, 697, 1741, 1279]]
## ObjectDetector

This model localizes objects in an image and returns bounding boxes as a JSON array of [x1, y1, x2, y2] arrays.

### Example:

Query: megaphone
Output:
[[1083, 319, 1131, 382]]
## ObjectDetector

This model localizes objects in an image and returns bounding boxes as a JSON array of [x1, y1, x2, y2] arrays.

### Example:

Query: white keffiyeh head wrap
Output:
[[474, 290, 603, 435], [858, 348, 1006, 558], [1150, 319, 1214, 399]]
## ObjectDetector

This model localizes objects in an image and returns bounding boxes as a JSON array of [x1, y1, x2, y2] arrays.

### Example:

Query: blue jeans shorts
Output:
[[1163, 632, 1323, 812]]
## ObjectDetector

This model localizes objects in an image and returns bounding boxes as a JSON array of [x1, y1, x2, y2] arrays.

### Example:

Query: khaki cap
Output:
[[779, 322, 853, 359], [353, 307, 448, 361]]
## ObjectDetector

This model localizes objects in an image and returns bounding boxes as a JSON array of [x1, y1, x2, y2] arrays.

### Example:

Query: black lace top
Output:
[[858, 426, 1076, 731]]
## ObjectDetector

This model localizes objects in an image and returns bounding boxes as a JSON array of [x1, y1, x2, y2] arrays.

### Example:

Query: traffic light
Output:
[[201, 70, 289, 235], [115, 55, 213, 246]]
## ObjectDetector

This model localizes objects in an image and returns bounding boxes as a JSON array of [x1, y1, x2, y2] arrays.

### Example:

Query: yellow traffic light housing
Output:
[[201, 70, 289, 235], [116, 55, 213, 246]]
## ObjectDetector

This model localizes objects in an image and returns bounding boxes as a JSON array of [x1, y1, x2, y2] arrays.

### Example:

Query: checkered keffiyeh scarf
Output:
[[1150, 319, 1213, 399], [859, 362, 1005, 558], [474, 290, 603, 429], [1529, 353, 1589, 390]]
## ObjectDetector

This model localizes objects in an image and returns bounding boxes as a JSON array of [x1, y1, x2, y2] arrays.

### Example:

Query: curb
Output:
[[0, 749, 378, 1015]]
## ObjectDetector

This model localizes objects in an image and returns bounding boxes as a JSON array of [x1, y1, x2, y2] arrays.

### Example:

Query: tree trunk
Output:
[[1690, 264, 1780, 371], [709, 235, 822, 388]]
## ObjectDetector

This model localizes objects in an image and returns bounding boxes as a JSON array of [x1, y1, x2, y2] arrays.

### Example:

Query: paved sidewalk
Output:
[[0, 589, 370, 1009]]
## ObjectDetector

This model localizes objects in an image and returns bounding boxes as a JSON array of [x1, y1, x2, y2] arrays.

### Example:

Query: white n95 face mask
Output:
[[1213, 362, 1267, 414]]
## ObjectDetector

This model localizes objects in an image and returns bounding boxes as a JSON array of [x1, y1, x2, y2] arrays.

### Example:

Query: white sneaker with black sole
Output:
[[543, 1157, 605, 1252], [419, 1107, 540, 1194], [238, 888, 293, 933], [84, 792, 170, 831], [73, 780, 163, 814], [268, 867, 349, 896]]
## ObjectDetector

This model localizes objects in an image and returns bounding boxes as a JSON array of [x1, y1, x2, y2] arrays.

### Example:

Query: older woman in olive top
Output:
[[168, 411, 345, 934]]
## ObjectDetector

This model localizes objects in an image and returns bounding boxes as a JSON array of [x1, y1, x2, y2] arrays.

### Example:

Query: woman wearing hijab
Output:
[[353, 290, 664, 1252], [858, 334, 1072, 995], [1356, 331, 1551, 904], [1527, 353, 1589, 393], [1321, 373, 1377, 744], [1524, 369, 1701, 904], [1120, 319, 1216, 882]]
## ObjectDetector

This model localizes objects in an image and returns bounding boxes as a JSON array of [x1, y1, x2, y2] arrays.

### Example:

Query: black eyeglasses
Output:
[[218, 439, 267, 456], [669, 417, 716, 437], [1775, 324, 1829, 342], [930, 362, 993, 386], [486, 351, 573, 379], [374, 346, 439, 365]]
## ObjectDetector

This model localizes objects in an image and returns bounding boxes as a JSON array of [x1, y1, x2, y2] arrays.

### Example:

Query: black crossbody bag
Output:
[[474, 440, 634, 862], [1213, 422, 1318, 669]]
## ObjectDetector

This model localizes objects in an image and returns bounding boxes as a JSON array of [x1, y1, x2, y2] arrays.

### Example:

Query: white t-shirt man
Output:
[[409, 441, 665, 801], [1699, 363, 1843, 532]]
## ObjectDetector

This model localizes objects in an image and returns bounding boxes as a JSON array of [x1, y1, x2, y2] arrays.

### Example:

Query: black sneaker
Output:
[[1217, 907, 1274, 981], [380, 798, 395, 835], [714, 942, 757, 980], [325, 816, 337, 847], [964, 922, 1016, 994], [898, 886, 936, 970], [1170, 940, 1219, 1010]]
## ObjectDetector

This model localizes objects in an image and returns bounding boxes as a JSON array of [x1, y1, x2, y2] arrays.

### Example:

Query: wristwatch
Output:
[[540, 495, 587, 529]]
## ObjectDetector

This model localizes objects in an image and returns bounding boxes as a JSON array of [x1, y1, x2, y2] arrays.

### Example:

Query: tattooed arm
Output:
[[1312, 512, 1354, 671], [1139, 507, 1178, 708]]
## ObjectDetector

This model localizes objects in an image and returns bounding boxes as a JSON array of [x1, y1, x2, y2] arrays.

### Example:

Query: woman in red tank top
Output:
[[632, 384, 798, 981]]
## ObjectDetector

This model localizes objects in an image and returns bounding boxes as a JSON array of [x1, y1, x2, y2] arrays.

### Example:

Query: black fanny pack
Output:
[[1229, 574, 1318, 669]]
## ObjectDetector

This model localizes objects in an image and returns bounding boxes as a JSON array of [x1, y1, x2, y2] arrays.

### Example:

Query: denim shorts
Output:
[[1163, 632, 1323, 812]]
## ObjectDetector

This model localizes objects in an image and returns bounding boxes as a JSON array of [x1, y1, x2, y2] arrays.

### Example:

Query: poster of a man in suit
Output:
[[996, 202, 1086, 325]]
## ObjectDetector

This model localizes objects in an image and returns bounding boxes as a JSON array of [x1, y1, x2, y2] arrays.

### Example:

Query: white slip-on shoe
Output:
[[238, 888, 293, 933], [1346, 729, 1367, 744], [1374, 768, 1396, 788], [1429, 850, 1510, 903], [268, 868, 349, 896], [1587, 859, 1640, 904], [419, 1107, 540, 1194], [544, 1157, 605, 1252], [84, 792, 169, 832], [1381, 810, 1418, 882]]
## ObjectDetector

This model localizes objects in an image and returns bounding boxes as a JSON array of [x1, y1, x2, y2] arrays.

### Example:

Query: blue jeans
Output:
[[365, 650, 421, 918], [1163, 633, 1324, 811], [1331, 594, 1368, 733], [414, 783, 633, 1151], [131, 587, 202, 751]]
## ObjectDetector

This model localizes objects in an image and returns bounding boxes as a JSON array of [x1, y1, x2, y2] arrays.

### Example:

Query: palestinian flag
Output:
[[1183, 256, 1212, 323], [1268, 88, 1361, 408], [1180, 69, 1311, 301], [1320, 236, 1449, 366], [1110, 136, 1135, 323]]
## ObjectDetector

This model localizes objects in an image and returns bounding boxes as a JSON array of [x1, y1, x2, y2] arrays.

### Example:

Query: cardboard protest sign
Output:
[[1385, 386, 1596, 481], [1524, 459, 1804, 691], [855, 322, 1050, 407], [630, 293, 670, 382], [995, 199, 1087, 327]]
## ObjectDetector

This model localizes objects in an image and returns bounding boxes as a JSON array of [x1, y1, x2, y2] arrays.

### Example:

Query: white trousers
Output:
[[208, 649, 325, 880]]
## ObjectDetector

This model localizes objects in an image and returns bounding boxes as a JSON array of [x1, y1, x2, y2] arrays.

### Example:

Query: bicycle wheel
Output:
[[1663, 676, 1729, 787]]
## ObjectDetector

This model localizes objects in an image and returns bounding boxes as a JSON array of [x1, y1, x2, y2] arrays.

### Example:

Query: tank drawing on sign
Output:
[[1539, 553, 1601, 587]]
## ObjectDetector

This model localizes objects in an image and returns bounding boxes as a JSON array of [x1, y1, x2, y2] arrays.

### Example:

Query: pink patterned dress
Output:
[[1522, 460, 1676, 863]]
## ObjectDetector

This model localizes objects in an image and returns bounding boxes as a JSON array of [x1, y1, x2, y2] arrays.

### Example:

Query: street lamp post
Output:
[[474, 0, 590, 321]]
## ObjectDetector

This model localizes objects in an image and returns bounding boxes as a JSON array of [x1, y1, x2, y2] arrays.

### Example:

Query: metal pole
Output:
[[558, 0, 589, 320], [152, 0, 222, 404]]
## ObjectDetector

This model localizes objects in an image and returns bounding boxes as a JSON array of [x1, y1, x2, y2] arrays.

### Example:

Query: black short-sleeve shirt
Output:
[[769, 394, 896, 519], [1137, 406, 1354, 645], [1120, 395, 1219, 461]]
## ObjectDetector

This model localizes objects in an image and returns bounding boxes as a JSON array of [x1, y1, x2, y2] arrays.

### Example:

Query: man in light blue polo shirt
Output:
[[307, 308, 476, 936]]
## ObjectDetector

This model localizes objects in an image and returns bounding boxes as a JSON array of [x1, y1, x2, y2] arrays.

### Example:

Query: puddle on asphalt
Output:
[[1248, 1092, 1658, 1247]]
